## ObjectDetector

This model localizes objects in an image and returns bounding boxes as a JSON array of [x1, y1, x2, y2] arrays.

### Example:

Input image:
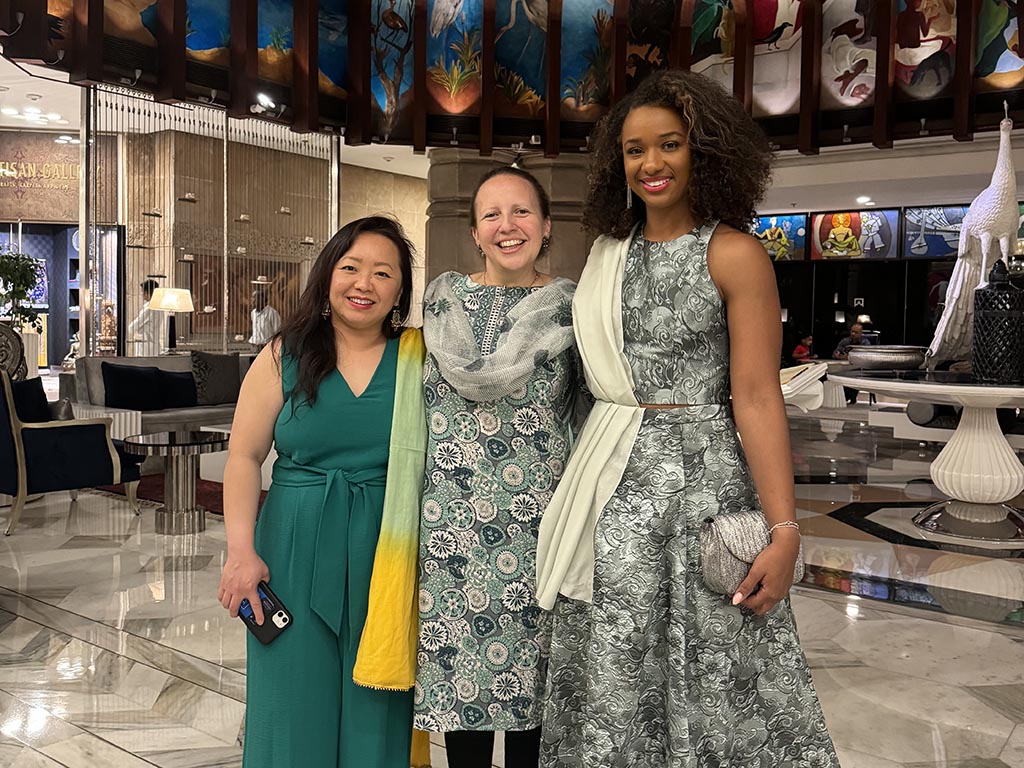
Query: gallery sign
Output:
[[0, 130, 80, 223]]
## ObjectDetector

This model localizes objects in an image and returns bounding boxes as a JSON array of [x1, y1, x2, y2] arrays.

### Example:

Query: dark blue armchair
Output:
[[0, 372, 143, 534]]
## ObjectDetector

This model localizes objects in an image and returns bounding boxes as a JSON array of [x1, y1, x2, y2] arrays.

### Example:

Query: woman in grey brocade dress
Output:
[[537, 70, 838, 767]]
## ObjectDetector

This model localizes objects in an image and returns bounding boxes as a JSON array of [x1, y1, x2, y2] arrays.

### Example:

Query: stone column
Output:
[[425, 149, 594, 284]]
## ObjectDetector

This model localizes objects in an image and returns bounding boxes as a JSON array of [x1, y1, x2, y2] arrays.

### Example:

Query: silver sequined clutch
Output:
[[699, 510, 805, 597]]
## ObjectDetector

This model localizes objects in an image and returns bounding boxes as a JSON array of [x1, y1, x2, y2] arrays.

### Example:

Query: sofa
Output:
[[74, 352, 253, 435]]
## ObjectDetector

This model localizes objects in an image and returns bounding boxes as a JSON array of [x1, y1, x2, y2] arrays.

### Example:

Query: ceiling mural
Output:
[[257, 0, 293, 86], [975, 0, 1024, 93], [690, 0, 737, 94], [427, 0, 484, 115], [494, 0, 548, 118], [17, 0, 1024, 154], [183, 0, 231, 67], [319, 0, 350, 98], [371, 0, 415, 139], [752, 0, 803, 118], [560, 0, 613, 121], [821, 0, 876, 109], [894, 0, 956, 100]]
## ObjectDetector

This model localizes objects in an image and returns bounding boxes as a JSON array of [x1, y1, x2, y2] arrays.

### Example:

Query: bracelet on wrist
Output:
[[768, 520, 800, 538]]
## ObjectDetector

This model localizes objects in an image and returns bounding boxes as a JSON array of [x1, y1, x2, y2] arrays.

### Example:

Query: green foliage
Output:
[[429, 26, 482, 98], [451, 26, 481, 73], [0, 245, 43, 333], [269, 26, 289, 51], [495, 63, 542, 110], [693, 1, 726, 48], [975, 1, 1008, 75], [563, 75, 595, 104]]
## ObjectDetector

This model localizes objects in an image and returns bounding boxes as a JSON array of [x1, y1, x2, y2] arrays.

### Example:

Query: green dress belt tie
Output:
[[271, 460, 387, 645]]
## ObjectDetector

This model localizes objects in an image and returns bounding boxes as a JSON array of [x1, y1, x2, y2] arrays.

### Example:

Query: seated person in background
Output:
[[792, 333, 817, 361], [834, 322, 873, 404], [833, 322, 872, 359]]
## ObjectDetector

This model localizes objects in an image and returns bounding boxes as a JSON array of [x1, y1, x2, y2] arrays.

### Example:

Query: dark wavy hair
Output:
[[583, 68, 773, 239], [469, 166, 551, 227], [275, 215, 415, 407]]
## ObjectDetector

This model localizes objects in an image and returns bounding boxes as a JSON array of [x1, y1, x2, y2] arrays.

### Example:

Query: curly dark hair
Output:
[[275, 215, 415, 407], [583, 69, 773, 239]]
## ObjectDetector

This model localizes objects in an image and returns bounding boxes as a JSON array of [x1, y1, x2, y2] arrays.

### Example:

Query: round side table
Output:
[[123, 430, 230, 535]]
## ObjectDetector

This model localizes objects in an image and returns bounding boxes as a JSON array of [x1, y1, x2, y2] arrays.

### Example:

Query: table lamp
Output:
[[149, 288, 194, 350]]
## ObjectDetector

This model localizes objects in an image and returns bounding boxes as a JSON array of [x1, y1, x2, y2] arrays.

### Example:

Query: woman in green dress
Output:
[[219, 216, 428, 768]]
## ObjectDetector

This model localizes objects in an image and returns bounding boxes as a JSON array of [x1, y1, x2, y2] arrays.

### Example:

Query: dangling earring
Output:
[[321, 300, 331, 319], [541, 236, 551, 252], [476, 243, 485, 257], [626, 184, 633, 209], [391, 307, 402, 331]]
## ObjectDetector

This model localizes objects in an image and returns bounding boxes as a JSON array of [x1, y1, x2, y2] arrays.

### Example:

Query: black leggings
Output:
[[443, 728, 541, 768]]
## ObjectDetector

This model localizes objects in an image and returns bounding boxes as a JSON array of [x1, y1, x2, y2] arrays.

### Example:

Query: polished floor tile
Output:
[[0, 410, 1013, 765]]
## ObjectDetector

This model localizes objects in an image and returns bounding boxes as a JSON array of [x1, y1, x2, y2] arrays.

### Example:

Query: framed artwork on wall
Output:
[[903, 205, 970, 259], [754, 214, 808, 260], [810, 209, 899, 259]]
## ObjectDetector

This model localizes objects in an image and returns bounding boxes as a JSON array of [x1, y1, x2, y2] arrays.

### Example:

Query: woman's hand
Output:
[[219, 549, 271, 624], [732, 532, 800, 616]]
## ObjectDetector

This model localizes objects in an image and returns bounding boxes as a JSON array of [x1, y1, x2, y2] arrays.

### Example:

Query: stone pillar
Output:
[[425, 149, 594, 284], [519, 154, 593, 281]]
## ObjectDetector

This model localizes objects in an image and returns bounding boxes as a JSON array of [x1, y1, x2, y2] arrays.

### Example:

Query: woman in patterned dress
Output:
[[415, 168, 580, 768], [537, 70, 838, 766]]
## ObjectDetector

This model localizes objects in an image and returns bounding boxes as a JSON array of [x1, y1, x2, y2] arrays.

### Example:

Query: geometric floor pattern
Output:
[[0, 405, 1019, 766]]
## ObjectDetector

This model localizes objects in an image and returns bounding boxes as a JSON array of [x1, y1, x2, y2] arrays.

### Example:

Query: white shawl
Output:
[[535, 229, 644, 609]]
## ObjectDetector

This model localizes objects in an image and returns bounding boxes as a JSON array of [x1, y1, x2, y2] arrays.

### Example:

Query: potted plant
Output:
[[0, 243, 43, 333]]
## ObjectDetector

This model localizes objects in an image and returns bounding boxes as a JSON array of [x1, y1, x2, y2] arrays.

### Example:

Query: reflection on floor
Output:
[[0, 408, 1018, 766]]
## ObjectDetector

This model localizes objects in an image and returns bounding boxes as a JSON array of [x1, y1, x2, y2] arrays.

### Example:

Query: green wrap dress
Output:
[[243, 338, 414, 768]]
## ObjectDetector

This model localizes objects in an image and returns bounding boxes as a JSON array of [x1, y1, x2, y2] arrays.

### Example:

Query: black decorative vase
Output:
[[973, 259, 1024, 384]]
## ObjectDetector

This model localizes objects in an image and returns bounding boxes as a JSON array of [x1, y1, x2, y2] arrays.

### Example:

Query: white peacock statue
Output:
[[927, 102, 1019, 368]]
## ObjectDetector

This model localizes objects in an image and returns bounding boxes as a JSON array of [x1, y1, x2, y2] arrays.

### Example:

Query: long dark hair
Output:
[[584, 68, 773, 238], [275, 215, 416, 406]]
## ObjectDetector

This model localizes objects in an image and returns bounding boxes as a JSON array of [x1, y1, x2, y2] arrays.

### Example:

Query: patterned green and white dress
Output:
[[415, 271, 579, 733], [541, 224, 838, 767]]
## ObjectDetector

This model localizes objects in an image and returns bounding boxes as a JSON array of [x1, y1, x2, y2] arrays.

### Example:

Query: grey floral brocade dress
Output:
[[540, 223, 838, 767], [415, 274, 579, 733]]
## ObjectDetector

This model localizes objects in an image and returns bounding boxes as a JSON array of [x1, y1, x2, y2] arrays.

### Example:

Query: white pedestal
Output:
[[199, 424, 275, 490]]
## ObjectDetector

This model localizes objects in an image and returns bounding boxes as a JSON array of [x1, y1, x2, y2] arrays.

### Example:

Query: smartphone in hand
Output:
[[239, 581, 293, 645]]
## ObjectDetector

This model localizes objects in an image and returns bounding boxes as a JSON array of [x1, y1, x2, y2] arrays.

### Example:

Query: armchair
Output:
[[0, 372, 143, 535]]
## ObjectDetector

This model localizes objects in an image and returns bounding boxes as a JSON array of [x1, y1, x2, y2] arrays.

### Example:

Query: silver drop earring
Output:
[[626, 184, 633, 209], [321, 301, 331, 319]]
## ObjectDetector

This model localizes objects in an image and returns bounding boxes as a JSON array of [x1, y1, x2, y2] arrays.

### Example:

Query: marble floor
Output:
[[0, 408, 1018, 766]]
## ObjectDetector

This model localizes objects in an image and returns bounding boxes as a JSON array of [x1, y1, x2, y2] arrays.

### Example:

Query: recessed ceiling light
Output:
[[56, 119, 69, 124], [59, 135, 72, 141], [23, 106, 41, 114], [54, 138, 68, 144], [0, 107, 17, 116], [46, 113, 60, 121], [864, 201, 876, 206], [70, 139, 81, 144], [856, 195, 872, 204]]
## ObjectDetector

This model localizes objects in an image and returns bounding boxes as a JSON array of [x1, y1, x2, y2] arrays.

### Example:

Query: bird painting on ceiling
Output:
[[494, 0, 548, 80], [371, 0, 414, 140], [927, 104, 1019, 366], [430, 0, 464, 53], [757, 21, 793, 49]]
